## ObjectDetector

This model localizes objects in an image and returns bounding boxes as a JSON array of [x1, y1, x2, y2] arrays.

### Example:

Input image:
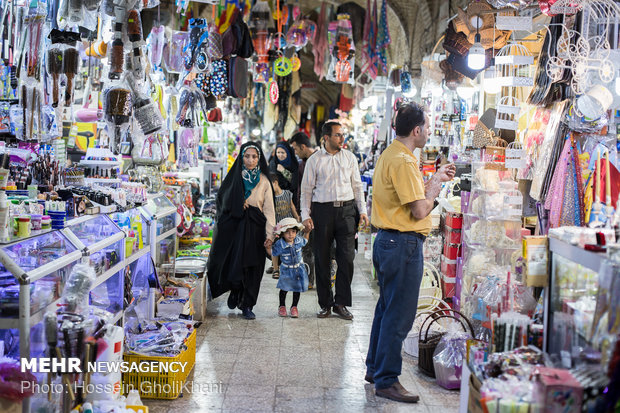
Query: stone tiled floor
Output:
[[144, 253, 460, 413]]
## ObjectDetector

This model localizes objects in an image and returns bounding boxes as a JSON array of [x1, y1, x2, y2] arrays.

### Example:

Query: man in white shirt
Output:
[[301, 121, 370, 320]]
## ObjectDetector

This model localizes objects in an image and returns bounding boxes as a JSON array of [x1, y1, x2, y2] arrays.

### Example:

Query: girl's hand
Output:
[[277, 164, 285, 173], [264, 238, 273, 249], [243, 200, 249, 210]]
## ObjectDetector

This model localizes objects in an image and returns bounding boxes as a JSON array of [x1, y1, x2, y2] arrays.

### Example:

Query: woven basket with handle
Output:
[[418, 309, 474, 378], [421, 35, 445, 85]]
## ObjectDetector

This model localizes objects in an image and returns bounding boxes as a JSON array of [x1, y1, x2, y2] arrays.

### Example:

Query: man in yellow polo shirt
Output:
[[365, 102, 456, 403]]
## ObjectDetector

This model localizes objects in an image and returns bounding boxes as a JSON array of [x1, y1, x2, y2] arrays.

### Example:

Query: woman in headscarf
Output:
[[207, 142, 276, 320], [269, 140, 299, 208]]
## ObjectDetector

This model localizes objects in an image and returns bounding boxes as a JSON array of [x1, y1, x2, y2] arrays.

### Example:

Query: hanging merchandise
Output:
[[103, 85, 132, 154], [164, 30, 190, 73], [147, 25, 165, 68], [209, 59, 229, 98], [376, 0, 391, 75], [326, 14, 355, 85], [269, 79, 279, 104]]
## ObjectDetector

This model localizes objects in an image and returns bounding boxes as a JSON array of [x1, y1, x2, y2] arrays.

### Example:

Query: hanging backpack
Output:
[[232, 12, 254, 58], [228, 57, 248, 98]]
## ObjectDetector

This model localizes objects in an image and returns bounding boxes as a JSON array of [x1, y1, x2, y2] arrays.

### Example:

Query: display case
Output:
[[0, 230, 83, 412], [140, 194, 177, 271], [64, 215, 126, 319], [544, 237, 603, 365]]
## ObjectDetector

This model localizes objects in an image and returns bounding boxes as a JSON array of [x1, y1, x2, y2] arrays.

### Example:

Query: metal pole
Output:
[[19, 282, 30, 413]]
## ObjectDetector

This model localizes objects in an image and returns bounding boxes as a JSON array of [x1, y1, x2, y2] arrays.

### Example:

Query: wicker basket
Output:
[[421, 35, 445, 85], [418, 309, 474, 378]]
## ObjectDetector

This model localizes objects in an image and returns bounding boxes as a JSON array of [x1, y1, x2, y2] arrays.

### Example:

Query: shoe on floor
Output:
[[332, 304, 353, 320], [278, 306, 287, 317], [272, 270, 280, 279], [308, 283, 313, 290], [375, 382, 419, 403], [266, 266, 274, 274], [227, 291, 238, 310], [242, 307, 256, 320], [364, 373, 374, 384], [290, 306, 299, 318], [317, 307, 331, 318]]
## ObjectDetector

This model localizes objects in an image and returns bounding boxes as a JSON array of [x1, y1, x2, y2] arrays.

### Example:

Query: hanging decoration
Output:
[[269, 80, 279, 104], [327, 14, 356, 85]]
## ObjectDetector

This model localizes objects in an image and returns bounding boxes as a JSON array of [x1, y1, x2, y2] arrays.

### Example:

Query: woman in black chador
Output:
[[269, 140, 299, 208], [207, 142, 276, 319]]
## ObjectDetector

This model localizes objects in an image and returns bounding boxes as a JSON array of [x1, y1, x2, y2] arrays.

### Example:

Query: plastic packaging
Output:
[[62, 263, 96, 313], [127, 76, 164, 136], [432, 323, 472, 389], [104, 85, 132, 153], [147, 25, 165, 68], [108, 23, 125, 80], [63, 47, 80, 106]]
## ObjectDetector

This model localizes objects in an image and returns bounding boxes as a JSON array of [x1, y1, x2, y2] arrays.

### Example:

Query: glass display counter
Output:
[[0, 229, 83, 382], [64, 215, 126, 317], [140, 194, 177, 271], [544, 237, 603, 366]]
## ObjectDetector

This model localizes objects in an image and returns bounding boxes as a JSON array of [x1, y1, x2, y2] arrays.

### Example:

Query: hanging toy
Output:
[[274, 55, 293, 77], [269, 80, 279, 104], [291, 55, 301, 72]]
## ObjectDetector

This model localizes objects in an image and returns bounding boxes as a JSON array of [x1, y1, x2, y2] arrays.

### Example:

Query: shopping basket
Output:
[[122, 330, 196, 400], [418, 309, 473, 378]]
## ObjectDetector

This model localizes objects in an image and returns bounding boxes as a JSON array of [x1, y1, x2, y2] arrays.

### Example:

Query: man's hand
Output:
[[277, 164, 285, 173], [436, 163, 456, 182], [359, 213, 370, 228], [303, 218, 314, 232]]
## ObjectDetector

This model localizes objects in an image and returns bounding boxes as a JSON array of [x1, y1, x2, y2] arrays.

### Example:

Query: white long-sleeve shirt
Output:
[[300, 147, 367, 221]]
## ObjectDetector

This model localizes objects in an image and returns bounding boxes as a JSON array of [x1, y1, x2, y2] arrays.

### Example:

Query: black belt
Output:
[[314, 200, 354, 208], [379, 228, 426, 240]]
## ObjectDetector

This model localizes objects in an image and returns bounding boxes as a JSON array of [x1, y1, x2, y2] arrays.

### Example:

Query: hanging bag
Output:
[[209, 59, 229, 98], [228, 57, 249, 98]]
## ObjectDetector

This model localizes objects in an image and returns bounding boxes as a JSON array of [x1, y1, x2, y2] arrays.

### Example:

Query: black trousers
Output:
[[311, 202, 357, 309], [302, 229, 315, 285]]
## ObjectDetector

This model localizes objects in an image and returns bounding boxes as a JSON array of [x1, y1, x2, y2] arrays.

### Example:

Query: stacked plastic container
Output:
[[441, 212, 462, 300], [459, 163, 523, 333]]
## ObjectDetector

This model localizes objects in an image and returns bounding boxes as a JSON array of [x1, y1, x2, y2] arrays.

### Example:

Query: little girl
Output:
[[268, 174, 300, 279], [269, 218, 309, 318]]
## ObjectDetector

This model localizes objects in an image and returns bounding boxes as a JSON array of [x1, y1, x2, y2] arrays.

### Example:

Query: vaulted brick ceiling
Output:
[[293, 0, 471, 109]]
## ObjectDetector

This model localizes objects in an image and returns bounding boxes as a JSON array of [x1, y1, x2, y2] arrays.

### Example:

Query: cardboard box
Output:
[[537, 367, 583, 413], [468, 374, 483, 413], [523, 236, 548, 287]]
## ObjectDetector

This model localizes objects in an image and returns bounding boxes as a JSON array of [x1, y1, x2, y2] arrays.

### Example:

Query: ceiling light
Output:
[[456, 86, 476, 100], [251, 128, 261, 137], [467, 33, 485, 71]]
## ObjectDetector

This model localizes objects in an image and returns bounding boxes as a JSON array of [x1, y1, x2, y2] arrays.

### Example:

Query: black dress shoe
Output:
[[364, 373, 374, 383], [317, 307, 331, 318], [375, 382, 419, 403], [332, 304, 353, 320]]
